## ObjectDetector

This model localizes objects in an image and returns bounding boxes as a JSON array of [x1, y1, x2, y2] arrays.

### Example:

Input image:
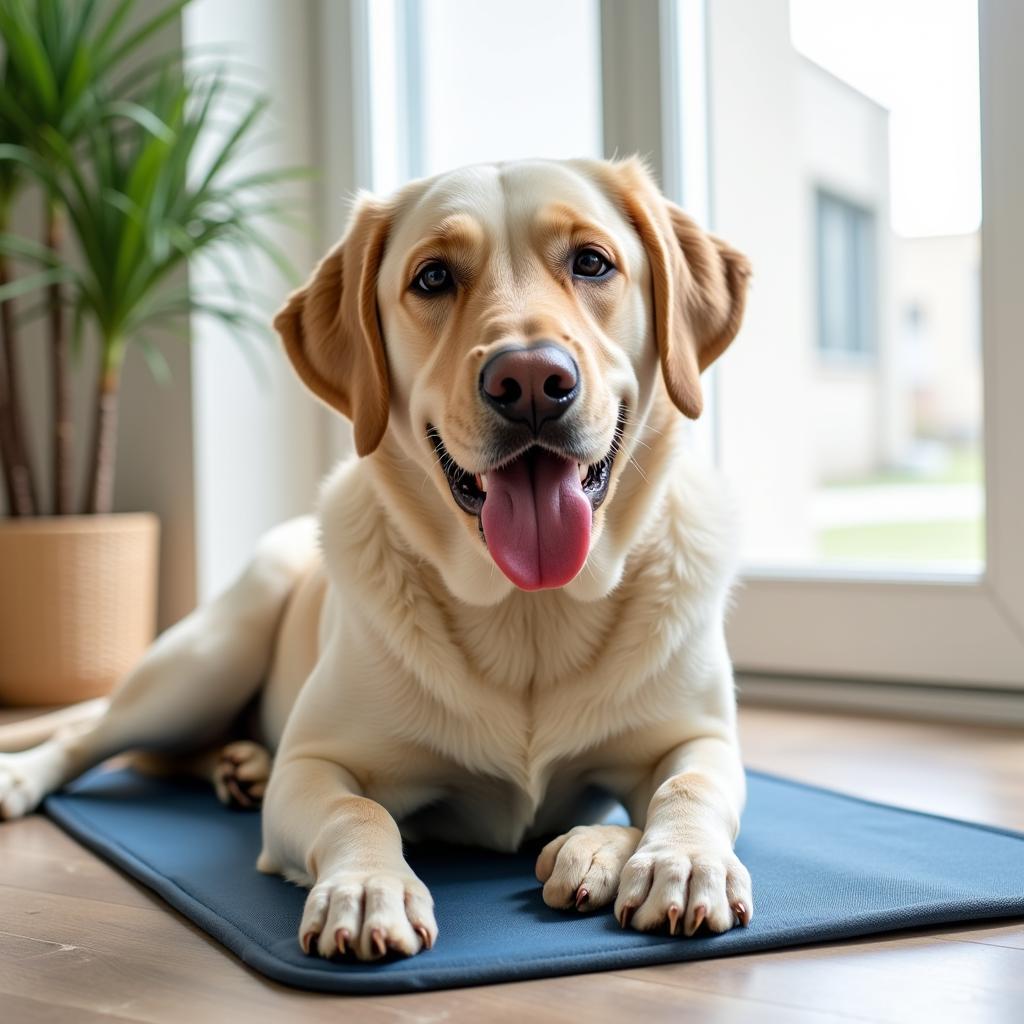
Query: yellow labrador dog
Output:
[[0, 157, 752, 963]]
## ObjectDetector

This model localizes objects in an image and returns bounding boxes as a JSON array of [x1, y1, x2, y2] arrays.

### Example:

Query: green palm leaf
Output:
[[0, 265, 72, 302], [0, 0, 307, 514]]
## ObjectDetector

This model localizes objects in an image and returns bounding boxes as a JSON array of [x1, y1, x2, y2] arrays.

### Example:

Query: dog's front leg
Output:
[[616, 735, 753, 936], [260, 756, 436, 961]]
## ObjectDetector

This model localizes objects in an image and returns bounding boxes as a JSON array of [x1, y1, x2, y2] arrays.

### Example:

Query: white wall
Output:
[[798, 59, 889, 212], [183, 0, 332, 602]]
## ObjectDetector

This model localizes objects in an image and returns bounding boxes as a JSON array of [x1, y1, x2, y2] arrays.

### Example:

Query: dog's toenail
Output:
[[301, 930, 318, 954], [667, 904, 680, 936], [686, 904, 707, 937], [335, 928, 350, 955], [619, 905, 635, 929], [415, 924, 433, 950], [371, 928, 387, 957], [576, 886, 589, 910], [733, 901, 750, 925]]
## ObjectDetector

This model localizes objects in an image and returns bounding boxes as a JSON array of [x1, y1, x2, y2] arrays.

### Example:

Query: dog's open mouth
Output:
[[427, 409, 625, 591]]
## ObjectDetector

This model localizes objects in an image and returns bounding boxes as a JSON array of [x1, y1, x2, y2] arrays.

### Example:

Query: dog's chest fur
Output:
[[318, 457, 735, 849], [451, 587, 617, 693]]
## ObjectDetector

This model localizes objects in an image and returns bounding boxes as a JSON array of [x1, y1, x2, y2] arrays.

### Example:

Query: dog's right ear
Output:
[[274, 196, 392, 456], [593, 157, 751, 420]]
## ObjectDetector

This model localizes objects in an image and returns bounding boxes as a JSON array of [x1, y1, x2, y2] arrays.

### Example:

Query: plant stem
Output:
[[84, 349, 121, 515], [0, 336, 19, 512], [0, 197, 16, 513], [46, 199, 73, 515], [0, 254, 38, 516]]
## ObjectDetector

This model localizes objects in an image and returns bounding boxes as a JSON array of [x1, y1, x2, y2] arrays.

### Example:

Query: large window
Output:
[[696, 0, 1022, 686], [365, 0, 602, 190], [705, 0, 984, 572], [350, 0, 1024, 690]]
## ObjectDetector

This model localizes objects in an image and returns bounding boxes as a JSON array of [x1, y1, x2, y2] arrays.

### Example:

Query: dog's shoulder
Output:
[[626, 449, 740, 611], [315, 455, 396, 586]]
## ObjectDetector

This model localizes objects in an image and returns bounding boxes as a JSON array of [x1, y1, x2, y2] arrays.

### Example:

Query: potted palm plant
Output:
[[0, 0, 298, 705]]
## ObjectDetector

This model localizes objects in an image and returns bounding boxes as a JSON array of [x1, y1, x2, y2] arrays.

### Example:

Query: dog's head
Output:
[[276, 157, 749, 601]]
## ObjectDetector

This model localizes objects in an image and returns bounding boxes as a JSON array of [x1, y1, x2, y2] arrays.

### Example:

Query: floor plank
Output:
[[0, 994, 145, 1024], [0, 703, 1021, 1023], [614, 928, 1024, 1024]]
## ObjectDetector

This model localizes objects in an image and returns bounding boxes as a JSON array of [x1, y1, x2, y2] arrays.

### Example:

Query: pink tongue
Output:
[[480, 450, 591, 591]]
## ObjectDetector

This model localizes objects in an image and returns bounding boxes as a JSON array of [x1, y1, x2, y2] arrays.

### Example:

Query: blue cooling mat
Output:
[[45, 768, 1024, 994]]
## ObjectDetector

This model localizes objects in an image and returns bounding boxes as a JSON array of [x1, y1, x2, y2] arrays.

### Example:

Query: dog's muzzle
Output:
[[427, 406, 625, 591]]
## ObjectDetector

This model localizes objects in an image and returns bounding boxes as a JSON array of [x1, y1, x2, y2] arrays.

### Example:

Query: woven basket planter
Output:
[[0, 513, 159, 706]]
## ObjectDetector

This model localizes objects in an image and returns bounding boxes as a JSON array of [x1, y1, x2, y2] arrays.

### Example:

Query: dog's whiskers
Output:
[[627, 454, 649, 483]]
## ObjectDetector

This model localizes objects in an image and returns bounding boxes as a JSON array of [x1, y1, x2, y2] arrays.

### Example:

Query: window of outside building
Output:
[[816, 190, 876, 358]]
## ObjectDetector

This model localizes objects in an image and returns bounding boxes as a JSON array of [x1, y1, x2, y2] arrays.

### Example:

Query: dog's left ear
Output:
[[605, 159, 751, 419], [274, 196, 392, 455]]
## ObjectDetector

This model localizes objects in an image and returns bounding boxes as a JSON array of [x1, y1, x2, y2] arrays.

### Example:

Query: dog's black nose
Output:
[[480, 343, 580, 431]]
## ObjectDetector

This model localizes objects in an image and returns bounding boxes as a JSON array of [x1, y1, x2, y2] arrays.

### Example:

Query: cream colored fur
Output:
[[0, 157, 753, 963]]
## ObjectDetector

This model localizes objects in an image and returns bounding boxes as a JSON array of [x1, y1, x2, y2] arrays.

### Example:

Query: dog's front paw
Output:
[[614, 838, 752, 936], [299, 866, 437, 961], [535, 824, 642, 912]]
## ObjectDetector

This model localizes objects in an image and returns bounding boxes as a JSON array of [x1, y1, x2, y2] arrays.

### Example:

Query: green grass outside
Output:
[[818, 518, 985, 564], [817, 444, 984, 563], [822, 447, 983, 490]]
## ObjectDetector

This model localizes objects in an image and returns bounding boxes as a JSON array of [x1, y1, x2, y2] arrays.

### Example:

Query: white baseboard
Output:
[[737, 673, 1024, 727]]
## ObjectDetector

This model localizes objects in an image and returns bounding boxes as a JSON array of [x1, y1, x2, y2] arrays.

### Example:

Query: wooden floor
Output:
[[1, 704, 1021, 1024]]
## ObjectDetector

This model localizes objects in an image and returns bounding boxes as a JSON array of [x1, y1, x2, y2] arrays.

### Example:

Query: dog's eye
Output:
[[572, 248, 614, 279], [413, 261, 453, 295]]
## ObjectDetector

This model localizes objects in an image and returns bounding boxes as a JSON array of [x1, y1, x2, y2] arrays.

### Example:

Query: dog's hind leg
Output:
[[0, 516, 318, 820], [211, 740, 273, 809], [132, 739, 273, 810], [0, 699, 109, 753]]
